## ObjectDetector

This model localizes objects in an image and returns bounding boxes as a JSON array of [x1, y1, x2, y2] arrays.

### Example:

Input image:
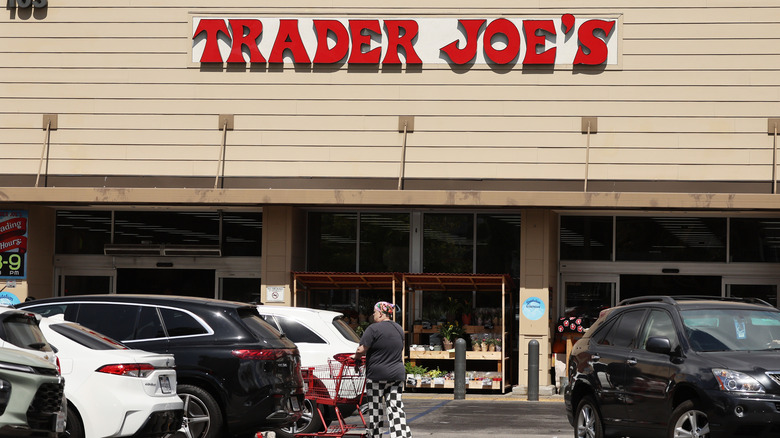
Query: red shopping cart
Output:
[[295, 355, 367, 438]]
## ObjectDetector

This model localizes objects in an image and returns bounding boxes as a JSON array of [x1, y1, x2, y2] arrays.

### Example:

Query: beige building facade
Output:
[[3, 0, 780, 388]]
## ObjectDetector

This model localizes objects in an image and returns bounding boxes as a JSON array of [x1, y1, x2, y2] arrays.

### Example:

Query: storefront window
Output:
[[56, 210, 112, 254], [423, 213, 474, 273], [620, 274, 721, 301], [476, 214, 521, 278], [113, 211, 220, 246], [616, 217, 726, 262], [307, 212, 357, 271], [729, 218, 780, 263], [560, 216, 613, 261], [359, 213, 410, 272], [729, 284, 778, 308], [221, 212, 262, 256]]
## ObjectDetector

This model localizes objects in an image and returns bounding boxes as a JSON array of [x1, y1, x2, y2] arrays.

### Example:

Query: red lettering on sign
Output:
[[440, 19, 485, 65], [523, 20, 556, 64], [269, 19, 311, 64], [574, 19, 615, 65], [227, 19, 265, 63], [348, 20, 382, 64], [561, 14, 575, 35], [382, 20, 422, 64], [194, 19, 230, 63], [484, 19, 520, 65], [313, 20, 350, 64]]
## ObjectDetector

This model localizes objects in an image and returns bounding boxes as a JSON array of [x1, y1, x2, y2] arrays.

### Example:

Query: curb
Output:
[[403, 393, 565, 402]]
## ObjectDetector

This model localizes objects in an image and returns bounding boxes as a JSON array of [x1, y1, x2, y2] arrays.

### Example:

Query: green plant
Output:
[[405, 362, 428, 376], [354, 321, 369, 337], [426, 367, 445, 378], [438, 321, 464, 341], [444, 296, 462, 315], [484, 337, 496, 346]]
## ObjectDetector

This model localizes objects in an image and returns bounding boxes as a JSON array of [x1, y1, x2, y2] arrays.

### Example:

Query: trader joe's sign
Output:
[[0, 211, 28, 279], [192, 15, 619, 67]]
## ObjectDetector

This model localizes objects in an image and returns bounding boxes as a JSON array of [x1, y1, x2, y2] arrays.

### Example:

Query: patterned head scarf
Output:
[[374, 301, 399, 317]]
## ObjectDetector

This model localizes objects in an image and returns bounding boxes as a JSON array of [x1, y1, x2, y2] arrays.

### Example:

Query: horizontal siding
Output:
[[2, 1, 780, 185]]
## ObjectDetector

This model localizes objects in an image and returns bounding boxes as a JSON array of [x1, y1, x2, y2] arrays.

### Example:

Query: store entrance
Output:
[[116, 268, 215, 297], [54, 255, 262, 301]]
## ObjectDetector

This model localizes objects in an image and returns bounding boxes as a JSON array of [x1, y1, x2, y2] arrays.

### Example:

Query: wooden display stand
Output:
[[402, 273, 513, 393], [290, 271, 514, 392]]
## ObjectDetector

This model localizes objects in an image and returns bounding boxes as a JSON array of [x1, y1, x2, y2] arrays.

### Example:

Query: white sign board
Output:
[[266, 285, 286, 303]]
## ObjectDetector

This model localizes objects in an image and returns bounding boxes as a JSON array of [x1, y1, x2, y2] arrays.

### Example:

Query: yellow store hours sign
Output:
[[0, 211, 28, 279]]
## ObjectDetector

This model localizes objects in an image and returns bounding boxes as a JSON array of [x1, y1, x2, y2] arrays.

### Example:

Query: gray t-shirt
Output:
[[359, 320, 406, 381]]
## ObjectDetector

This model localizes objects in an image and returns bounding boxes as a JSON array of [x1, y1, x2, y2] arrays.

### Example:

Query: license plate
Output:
[[159, 375, 172, 394], [55, 409, 66, 433], [290, 396, 300, 412]]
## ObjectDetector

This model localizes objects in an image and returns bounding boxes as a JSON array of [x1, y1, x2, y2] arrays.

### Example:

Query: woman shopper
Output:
[[354, 301, 412, 438]]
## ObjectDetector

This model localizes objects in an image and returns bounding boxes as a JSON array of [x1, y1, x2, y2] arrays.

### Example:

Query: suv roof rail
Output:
[[618, 295, 774, 307], [618, 296, 677, 306]]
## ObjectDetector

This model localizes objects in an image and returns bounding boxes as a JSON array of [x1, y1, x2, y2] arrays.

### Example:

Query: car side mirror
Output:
[[646, 336, 672, 355]]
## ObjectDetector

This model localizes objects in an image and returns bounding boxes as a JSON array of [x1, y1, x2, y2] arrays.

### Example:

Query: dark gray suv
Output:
[[565, 296, 780, 438]]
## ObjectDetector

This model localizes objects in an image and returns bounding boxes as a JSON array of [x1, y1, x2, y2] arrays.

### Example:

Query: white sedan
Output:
[[257, 306, 361, 438], [39, 315, 184, 438]]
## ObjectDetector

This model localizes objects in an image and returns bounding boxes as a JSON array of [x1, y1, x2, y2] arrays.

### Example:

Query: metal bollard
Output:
[[454, 337, 466, 400], [528, 339, 539, 401]]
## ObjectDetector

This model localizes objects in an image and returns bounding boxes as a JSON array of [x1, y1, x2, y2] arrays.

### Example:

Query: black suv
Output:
[[564, 296, 780, 438], [17, 295, 304, 438]]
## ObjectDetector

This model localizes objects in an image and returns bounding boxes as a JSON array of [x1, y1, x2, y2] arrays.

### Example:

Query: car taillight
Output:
[[96, 363, 155, 377], [55, 356, 61, 375], [232, 348, 296, 360]]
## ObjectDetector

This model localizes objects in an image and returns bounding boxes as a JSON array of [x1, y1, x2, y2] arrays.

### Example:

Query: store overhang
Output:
[[291, 271, 513, 292], [4, 187, 780, 211]]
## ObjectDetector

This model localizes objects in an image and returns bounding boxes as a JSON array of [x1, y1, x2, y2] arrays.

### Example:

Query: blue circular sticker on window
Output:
[[522, 297, 546, 321], [0, 292, 20, 306]]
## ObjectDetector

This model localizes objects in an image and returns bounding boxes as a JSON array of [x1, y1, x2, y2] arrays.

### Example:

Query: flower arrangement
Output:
[[439, 321, 464, 341], [470, 334, 483, 351]]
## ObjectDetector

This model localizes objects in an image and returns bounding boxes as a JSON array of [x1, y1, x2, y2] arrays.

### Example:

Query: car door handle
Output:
[[626, 358, 637, 366]]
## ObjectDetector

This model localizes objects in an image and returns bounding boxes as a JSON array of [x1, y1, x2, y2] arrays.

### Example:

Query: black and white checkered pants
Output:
[[365, 380, 412, 438]]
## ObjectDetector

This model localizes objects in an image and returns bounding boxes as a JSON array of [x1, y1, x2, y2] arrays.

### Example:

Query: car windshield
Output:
[[681, 308, 780, 352], [332, 316, 360, 343], [3, 313, 53, 352]]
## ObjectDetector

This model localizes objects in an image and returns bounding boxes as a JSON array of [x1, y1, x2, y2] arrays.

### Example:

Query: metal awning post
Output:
[[581, 117, 598, 192], [215, 115, 233, 189], [398, 116, 415, 190], [35, 114, 57, 188]]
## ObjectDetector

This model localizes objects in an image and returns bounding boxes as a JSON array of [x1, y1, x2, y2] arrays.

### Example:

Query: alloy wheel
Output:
[[165, 392, 211, 438], [672, 408, 710, 438]]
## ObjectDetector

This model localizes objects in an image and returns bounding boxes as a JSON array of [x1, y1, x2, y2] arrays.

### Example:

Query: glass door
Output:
[[724, 277, 780, 308], [218, 274, 262, 303], [55, 268, 115, 297], [560, 275, 618, 326]]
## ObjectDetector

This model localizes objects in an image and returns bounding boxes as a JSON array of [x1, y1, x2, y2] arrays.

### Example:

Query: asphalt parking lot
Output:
[[349, 393, 570, 438]]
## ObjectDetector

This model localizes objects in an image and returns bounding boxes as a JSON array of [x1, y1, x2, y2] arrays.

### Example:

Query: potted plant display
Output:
[[439, 322, 464, 350]]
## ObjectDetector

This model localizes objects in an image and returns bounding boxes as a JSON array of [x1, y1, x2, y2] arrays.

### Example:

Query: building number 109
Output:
[[6, 0, 47, 9]]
